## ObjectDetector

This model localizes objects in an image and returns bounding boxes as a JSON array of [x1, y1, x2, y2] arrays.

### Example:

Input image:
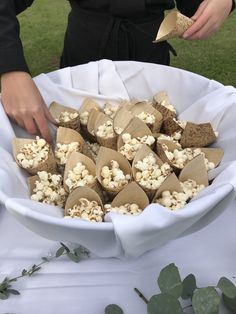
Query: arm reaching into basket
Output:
[[0, 0, 53, 142], [179, 0, 235, 40]]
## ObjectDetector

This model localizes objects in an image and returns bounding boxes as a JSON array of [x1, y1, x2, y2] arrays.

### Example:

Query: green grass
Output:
[[19, 1, 236, 86]]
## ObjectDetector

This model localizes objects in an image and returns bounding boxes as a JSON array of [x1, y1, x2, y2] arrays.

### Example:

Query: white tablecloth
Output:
[[0, 200, 235, 314]]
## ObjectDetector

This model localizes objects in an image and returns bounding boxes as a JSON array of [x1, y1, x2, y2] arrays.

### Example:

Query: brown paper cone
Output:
[[27, 175, 39, 196], [154, 11, 194, 43], [179, 154, 209, 187], [94, 112, 117, 150], [111, 182, 149, 210], [113, 106, 134, 135], [96, 146, 132, 199], [200, 147, 224, 167], [12, 138, 57, 175], [49, 101, 80, 130], [55, 127, 85, 165], [153, 91, 176, 120], [63, 151, 97, 193], [64, 186, 104, 216], [132, 144, 165, 200], [156, 140, 182, 173], [78, 98, 100, 122], [180, 122, 217, 148], [117, 117, 154, 158], [130, 101, 163, 133], [86, 109, 102, 139], [162, 117, 184, 135], [153, 173, 183, 202]]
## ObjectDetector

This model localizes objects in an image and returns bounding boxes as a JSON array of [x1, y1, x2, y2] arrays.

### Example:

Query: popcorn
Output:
[[65, 198, 104, 222], [136, 112, 155, 124], [96, 121, 115, 139], [16, 137, 49, 169], [119, 133, 155, 160], [160, 100, 176, 113], [55, 142, 81, 165], [155, 179, 205, 210], [134, 153, 171, 190], [86, 141, 100, 162], [104, 203, 142, 216], [79, 111, 89, 125], [65, 162, 95, 192], [173, 118, 187, 129], [55, 111, 79, 123], [31, 171, 67, 207], [158, 132, 182, 145], [114, 127, 124, 135], [101, 160, 131, 190], [103, 103, 119, 119]]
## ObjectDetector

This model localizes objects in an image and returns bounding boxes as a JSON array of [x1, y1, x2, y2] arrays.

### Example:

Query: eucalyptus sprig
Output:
[[105, 263, 236, 314], [0, 242, 89, 300]]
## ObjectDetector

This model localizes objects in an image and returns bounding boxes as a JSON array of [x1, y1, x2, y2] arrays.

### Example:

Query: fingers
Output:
[[34, 112, 52, 143], [191, 1, 208, 21], [42, 102, 56, 124], [183, 7, 210, 39]]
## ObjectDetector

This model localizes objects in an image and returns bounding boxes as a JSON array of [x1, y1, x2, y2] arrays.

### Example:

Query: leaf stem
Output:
[[134, 287, 149, 304]]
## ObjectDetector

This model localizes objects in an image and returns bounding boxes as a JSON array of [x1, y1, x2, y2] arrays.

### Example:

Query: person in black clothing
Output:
[[0, 0, 235, 142]]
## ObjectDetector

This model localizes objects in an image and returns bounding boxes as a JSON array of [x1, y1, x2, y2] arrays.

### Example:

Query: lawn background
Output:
[[19, 0, 236, 86]]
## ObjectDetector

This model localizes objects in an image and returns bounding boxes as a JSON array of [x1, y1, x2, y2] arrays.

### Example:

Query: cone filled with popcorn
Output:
[[104, 182, 149, 216], [162, 117, 186, 135], [12, 137, 57, 175], [113, 106, 134, 135], [117, 117, 156, 161], [64, 186, 104, 222], [96, 147, 132, 199], [86, 109, 102, 142], [129, 101, 163, 133], [94, 112, 117, 150], [132, 144, 172, 199], [153, 91, 177, 120], [49, 101, 80, 131], [154, 11, 194, 43]]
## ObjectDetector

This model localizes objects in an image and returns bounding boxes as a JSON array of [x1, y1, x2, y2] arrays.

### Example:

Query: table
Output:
[[0, 199, 235, 314]]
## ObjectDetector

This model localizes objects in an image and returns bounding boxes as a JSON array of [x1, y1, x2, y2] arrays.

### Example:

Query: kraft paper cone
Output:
[[55, 127, 85, 165], [162, 117, 184, 135], [111, 182, 149, 210], [12, 138, 57, 175], [94, 112, 117, 150], [86, 109, 102, 140], [63, 151, 97, 193], [153, 91, 176, 120], [64, 186, 104, 216], [96, 147, 132, 198], [113, 107, 134, 135], [78, 98, 100, 125], [156, 140, 182, 173], [103, 102, 120, 119], [179, 155, 209, 187], [132, 144, 165, 200], [49, 101, 80, 131], [27, 175, 39, 196], [200, 147, 224, 167], [180, 122, 217, 148], [153, 173, 183, 202], [154, 11, 194, 43], [130, 101, 163, 133], [117, 117, 154, 154]]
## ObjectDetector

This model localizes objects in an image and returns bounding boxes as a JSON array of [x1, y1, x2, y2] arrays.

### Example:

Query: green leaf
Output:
[[192, 287, 220, 314], [158, 263, 183, 298], [0, 292, 8, 300], [147, 293, 184, 314], [217, 277, 236, 299], [7, 289, 20, 295], [41, 257, 49, 262], [56, 246, 65, 258], [105, 304, 124, 314], [74, 247, 82, 257], [66, 252, 80, 263], [21, 269, 27, 276], [181, 274, 197, 300], [223, 294, 236, 313], [60, 242, 70, 253]]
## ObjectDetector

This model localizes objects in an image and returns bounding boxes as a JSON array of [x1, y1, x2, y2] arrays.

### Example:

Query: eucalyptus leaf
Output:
[[192, 287, 220, 314], [21, 269, 27, 276], [7, 289, 20, 295], [60, 242, 70, 253], [158, 263, 183, 298], [105, 304, 124, 314], [0, 292, 8, 300], [41, 257, 49, 262], [181, 274, 197, 300], [56, 247, 65, 258], [67, 252, 80, 263], [74, 247, 83, 257], [147, 293, 184, 314], [223, 293, 236, 313], [217, 277, 236, 299]]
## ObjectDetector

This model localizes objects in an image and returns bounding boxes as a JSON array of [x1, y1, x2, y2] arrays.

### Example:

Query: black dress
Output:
[[0, 0, 235, 74]]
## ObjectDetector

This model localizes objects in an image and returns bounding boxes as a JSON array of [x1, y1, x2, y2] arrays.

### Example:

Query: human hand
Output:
[[183, 0, 233, 40], [1, 72, 55, 142]]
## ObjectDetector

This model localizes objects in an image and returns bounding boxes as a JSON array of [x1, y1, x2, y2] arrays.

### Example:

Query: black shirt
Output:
[[0, 0, 235, 75]]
